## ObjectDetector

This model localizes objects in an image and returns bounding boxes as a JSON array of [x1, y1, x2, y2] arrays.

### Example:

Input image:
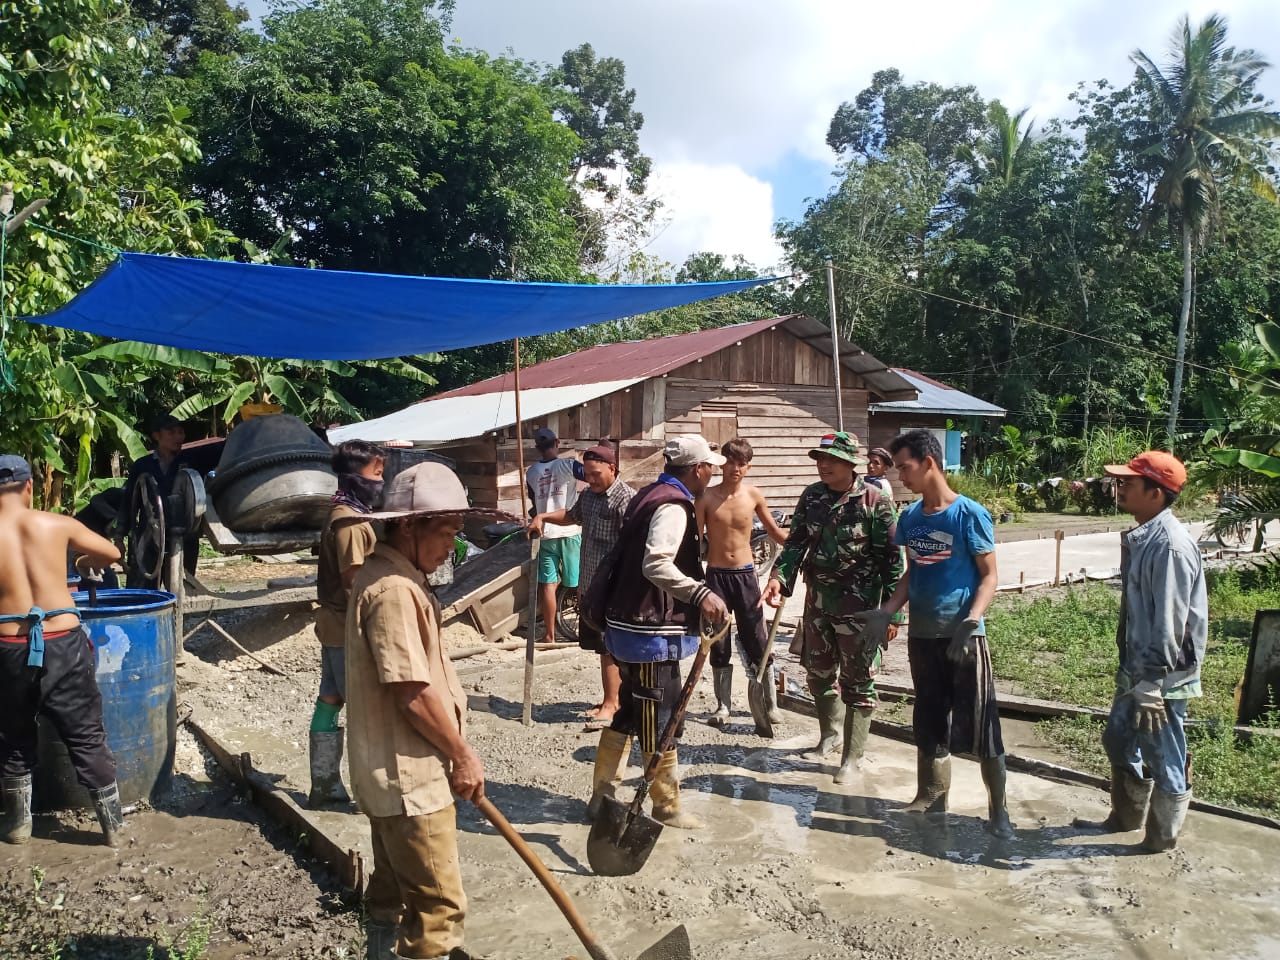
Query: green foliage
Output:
[[946, 472, 1018, 522]]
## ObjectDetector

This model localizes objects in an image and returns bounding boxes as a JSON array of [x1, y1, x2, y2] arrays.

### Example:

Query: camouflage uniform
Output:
[[773, 479, 904, 708]]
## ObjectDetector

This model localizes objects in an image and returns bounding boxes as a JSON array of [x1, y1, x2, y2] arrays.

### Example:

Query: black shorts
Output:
[[704, 566, 769, 670], [907, 634, 1004, 759]]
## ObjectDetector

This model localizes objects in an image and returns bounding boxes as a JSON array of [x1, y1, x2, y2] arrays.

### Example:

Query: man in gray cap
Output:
[[339, 461, 510, 960], [584, 435, 728, 830], [0, 455, 126, 847]]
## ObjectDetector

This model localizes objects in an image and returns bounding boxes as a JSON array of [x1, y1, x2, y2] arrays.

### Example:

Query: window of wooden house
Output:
[[700, 401, 738, 450]]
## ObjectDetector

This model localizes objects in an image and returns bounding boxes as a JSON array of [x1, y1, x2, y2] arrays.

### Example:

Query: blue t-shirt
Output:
[[894, 494, 995, 637]]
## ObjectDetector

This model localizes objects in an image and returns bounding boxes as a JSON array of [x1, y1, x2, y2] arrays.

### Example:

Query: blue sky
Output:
[[242, 1, 1280, 272]]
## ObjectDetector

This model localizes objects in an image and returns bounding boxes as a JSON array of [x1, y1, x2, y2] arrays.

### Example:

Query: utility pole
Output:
[[825, 258, 844, 431]]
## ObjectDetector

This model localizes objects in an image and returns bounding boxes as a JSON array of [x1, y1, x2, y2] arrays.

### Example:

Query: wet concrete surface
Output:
[[185, 615, 1280, 960]]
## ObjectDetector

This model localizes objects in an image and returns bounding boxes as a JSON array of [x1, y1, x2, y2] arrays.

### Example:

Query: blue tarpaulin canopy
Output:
[[28, 252, 781, 359]]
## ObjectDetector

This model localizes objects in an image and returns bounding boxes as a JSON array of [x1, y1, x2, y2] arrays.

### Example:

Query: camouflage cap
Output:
[[808, 432, 867, 466]]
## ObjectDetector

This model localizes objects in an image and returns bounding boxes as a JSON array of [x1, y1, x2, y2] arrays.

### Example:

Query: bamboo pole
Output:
[[514, 338, 539, 726]]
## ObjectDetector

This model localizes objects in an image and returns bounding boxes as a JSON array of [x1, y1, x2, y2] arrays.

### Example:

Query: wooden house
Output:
[[329, 315, 1005, 513]]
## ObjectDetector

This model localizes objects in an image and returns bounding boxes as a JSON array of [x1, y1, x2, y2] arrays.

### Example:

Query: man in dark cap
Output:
[[0, 455, 126, 846], [116, 413, 198, 584], [525, 427, 585, 643], [531, 442, 635, 724]]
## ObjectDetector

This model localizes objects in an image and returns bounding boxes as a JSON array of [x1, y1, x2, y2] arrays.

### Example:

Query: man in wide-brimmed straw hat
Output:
[[337, 461, 512, 960]]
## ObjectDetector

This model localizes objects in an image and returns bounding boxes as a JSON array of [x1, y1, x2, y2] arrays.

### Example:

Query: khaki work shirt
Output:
[[346, 543, 468, 817], [315, 504, 377, 648]]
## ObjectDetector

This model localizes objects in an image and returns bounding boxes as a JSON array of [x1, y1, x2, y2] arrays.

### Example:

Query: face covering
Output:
[[334, 473, 384, 513]]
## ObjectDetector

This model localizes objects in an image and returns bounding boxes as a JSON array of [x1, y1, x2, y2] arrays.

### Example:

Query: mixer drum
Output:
[[207, 414, 336, 531]]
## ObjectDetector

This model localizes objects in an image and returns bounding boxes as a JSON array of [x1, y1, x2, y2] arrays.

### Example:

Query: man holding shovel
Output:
[[585, 435, 728, 830], [341, 462, 507, 960], [762, 432, 903, 784]]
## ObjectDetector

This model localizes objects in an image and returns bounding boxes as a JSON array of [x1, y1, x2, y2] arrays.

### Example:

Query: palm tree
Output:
[[961, 102, 1038, 186], [1130, 13, 1280, 442]]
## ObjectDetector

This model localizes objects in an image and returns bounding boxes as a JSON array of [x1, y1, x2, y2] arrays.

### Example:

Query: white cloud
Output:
[[637, 162, 783, 272]]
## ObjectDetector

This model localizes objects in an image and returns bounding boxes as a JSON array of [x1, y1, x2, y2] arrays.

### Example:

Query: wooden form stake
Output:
[[514, 338, 538, 726], [1053, 529, 1065, 587]]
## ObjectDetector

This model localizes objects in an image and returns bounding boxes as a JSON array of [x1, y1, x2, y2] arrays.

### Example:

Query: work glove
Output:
[[946, 618, 982, 664], [1128, 679, 1167, 734], [852, 609, 894, 651]]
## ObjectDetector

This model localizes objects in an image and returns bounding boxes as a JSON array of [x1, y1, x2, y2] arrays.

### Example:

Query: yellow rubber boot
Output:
[[646, 750, 704, 830], [586, 729, 631, 822]]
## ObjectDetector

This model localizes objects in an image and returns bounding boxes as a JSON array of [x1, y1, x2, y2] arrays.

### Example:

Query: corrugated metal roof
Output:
[[326, 378, 646, 446], [431, 315, 918, 402], [868, 368, 1006, 417]]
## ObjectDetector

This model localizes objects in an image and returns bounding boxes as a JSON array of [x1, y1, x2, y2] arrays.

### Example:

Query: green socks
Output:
[[310, 700, 343, 733]]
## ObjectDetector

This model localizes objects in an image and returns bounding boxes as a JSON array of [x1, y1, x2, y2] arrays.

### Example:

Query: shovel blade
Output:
[[586, 793, 663, 876], [635, 924, 692, 960], [746, 677, 774, 738]]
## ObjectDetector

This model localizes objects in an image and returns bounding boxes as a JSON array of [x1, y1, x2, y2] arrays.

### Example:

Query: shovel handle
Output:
[[474, 795, 620, 960], [755, 601, 787, 684], [634, 617, 731, 794]]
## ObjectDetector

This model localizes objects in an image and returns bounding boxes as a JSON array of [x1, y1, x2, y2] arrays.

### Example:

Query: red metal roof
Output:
[[430, 315, 795, 400]]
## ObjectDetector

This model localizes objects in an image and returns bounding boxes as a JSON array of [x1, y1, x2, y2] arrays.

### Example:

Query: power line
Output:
[[827, 261, 1273, 392]]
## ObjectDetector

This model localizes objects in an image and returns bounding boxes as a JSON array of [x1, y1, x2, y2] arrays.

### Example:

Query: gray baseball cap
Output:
[[663, 434, 726, 467], [0, 455, 33, 485]]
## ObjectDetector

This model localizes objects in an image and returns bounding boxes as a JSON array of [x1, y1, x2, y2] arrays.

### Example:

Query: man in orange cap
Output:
[[1074, 451, 1205, 852]]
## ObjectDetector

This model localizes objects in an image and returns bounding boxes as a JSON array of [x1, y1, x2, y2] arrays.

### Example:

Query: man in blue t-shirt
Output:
[[872, 429, 1014, 839]]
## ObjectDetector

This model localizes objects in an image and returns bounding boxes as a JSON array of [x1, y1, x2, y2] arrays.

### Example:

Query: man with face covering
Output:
[[310, 439, 385, 808]]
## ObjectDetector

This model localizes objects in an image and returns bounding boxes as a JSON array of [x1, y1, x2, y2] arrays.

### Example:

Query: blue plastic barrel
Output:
[[34, 589, 178, 811]]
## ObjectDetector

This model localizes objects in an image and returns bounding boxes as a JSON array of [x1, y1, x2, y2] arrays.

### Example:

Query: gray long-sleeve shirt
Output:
[[1117, 509, 1207, 697]]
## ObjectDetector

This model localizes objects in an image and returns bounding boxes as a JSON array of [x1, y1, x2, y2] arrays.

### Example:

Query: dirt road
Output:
[[176, 608, 1280, 960]]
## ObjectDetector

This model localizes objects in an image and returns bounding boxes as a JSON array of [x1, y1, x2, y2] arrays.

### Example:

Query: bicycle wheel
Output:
[[555, 585, 580, 643]]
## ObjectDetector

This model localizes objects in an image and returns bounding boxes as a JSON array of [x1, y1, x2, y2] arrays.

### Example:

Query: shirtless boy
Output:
[[695, 438, 787, 734], [0, 455, 125, 846]]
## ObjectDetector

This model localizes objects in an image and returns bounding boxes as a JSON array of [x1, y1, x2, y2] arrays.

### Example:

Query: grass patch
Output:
[[987, 571, 1280, 815]]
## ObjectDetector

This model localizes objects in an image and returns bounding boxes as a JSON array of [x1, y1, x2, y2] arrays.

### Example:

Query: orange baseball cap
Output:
[[1104, 450, 1187, 493]]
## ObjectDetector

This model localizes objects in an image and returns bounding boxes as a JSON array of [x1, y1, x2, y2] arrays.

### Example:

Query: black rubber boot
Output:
[[308, 730, 352, 807], [365, 918, 397, 959], [708, 667, 732, 727], [980, 755, 1016, 838], [1072, 767, 1154, 832], [903, 750, 950, 814], [89, 782, 124, 847], [833, 707, 873, 784], [1140, 788, 1191, 852], [1, 775, 32, 845], [801, 695, 845, 761]]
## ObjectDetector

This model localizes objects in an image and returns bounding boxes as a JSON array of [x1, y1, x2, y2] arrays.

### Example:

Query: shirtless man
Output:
[[0, 455, 125, 846], [695, 438, 787, 734]]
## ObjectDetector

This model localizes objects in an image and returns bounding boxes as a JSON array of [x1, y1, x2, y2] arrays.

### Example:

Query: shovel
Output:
[[587, 617, 731, 878], [474, 794, 691, 960], [746, 600, 787, 738]]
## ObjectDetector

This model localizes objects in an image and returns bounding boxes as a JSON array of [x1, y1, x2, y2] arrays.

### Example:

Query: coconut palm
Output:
[[1130, 13, 1280, 441]]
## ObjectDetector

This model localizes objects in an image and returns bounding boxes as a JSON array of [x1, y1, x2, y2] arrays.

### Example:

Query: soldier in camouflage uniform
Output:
[[762, 432, 904, 784]]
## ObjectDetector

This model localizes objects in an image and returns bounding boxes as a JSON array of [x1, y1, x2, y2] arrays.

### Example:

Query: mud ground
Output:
[[0, 721, 362, 958], [169, 605, 1280, 960]]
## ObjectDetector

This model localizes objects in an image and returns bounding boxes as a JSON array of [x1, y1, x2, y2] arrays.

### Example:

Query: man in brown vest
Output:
[[585, 435, 728, 830]]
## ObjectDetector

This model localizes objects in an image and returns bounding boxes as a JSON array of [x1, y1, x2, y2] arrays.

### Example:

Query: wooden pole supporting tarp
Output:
[[514, 338, 539, 726]]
